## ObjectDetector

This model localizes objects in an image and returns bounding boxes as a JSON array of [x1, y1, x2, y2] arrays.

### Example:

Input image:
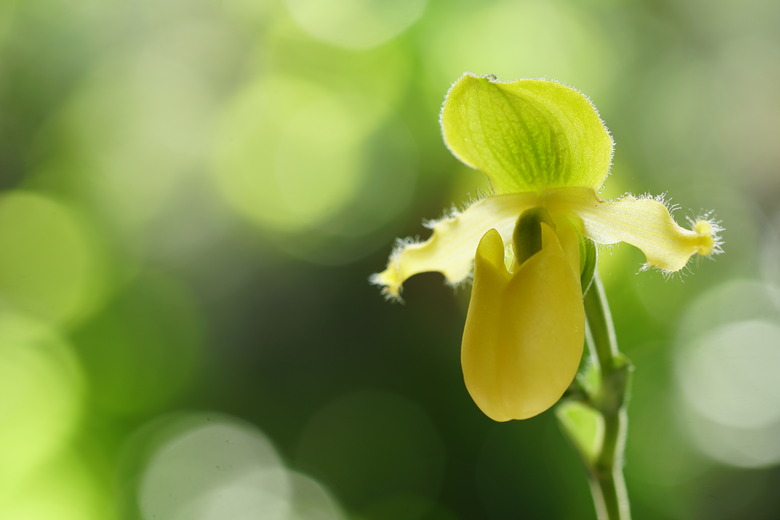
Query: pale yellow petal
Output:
[[546, 187, 720, 272], [461, 225, 585, 422], [371, 192, 539, 298]]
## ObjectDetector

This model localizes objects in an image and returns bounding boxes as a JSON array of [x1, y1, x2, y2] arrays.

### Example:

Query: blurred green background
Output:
[[1, 0, 779, 518]]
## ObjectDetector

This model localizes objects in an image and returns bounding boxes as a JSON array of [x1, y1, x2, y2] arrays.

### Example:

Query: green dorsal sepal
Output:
[[441, 73, 614, 194]]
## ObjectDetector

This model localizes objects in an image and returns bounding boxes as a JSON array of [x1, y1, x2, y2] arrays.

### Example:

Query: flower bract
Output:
[[372, 73, 720, 421]]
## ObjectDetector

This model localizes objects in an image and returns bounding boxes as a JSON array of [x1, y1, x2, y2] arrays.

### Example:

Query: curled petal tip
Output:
[[548, 188, 721, 272], [369, 270, 403, 302], [692, 218, 722, 257]]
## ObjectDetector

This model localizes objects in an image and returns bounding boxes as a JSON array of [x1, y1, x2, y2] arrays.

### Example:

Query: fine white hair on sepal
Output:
[[638, 261, 684, 280], [367, 272, 385, 289], [446, 269, 474, 293], [444, 72, 617, 186], [634, 191, 681, 215], [368, 272, 405, 303], [423, 207, 458, 229], [597, 242, 618, 257], [473, 187, 493, 200], [368, 272, 392, 295], [422, 192, 486, 230], [462, 191, 487, 206], [369, 235, 426, 304], [389, 236, 422, 260]]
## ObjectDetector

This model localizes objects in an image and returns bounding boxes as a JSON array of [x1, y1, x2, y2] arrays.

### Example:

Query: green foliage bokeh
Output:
[[1, 0, 779, 518]]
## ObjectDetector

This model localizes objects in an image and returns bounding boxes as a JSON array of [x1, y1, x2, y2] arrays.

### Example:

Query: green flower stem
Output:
[[582, 273, 632, 520]]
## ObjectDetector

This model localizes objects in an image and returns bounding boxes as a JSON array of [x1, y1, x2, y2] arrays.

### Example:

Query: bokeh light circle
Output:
[[677, 320, 780, 429], [0, 191, 103, 325], [47, 34, 218, 233], [422, 0, 613, 95], [272, 114, 418, 265], [214, 74, 417, 258], [677, 279, 780, 344], [0, 451, 108, 520], [675, 280, 780, 468], [283, 0, 427, 50], [0, 312, 84, 489], [138, 414, 291, 520], [287, 471, 347, 520], [274, 97, 365, 225], [215, 76, 363, 233]]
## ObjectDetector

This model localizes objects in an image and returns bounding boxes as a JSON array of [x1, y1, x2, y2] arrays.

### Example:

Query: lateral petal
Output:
[[547, 187, 720, 272], [461, 225, 585, 421], [371, 192, 538, 298]]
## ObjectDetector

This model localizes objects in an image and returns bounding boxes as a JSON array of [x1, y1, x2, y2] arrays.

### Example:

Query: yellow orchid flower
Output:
[[371, 73, 720, 422]]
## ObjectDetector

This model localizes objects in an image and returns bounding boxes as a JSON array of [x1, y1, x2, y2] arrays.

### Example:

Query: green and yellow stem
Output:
[[559, 272, 633, 520], [584, 274, 632, 520]]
